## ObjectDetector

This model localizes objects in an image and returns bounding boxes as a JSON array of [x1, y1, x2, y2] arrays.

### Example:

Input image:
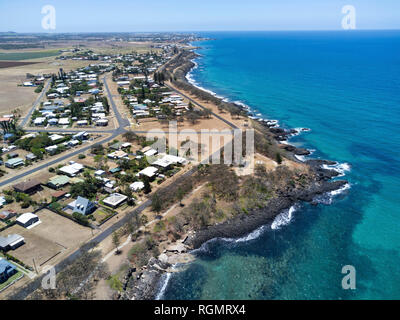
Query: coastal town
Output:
[[0, 33, 347, 300]]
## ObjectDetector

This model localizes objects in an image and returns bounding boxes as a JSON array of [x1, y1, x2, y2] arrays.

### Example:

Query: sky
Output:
[[0, 0, 400, 33]]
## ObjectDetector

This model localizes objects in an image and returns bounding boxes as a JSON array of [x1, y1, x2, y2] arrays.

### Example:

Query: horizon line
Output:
[[2, 28, 400, 35]]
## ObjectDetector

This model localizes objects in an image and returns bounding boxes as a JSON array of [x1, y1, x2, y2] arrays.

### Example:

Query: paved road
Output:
[[8, 75, 238, 300], [19, 80, 51, 127], [0, 76, 125, 188]]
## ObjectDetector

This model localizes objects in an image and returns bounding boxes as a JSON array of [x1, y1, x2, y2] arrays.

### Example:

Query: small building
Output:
[[25, 153, 37, 161], [137, 166, 158, 179], [77, 120, 88, 126], [45, 145, 58, 155], [73, 131, 89, 140], [107, 150, 128, 160], [51, 190, 67, 200], [58, 118, 70, 125], [0, 234, 25, 252], [0, 259, 18, 283], [48, 175, 70, 189], [16, 213, 39, 228], [96, 119, 108, 126], [49, 134, 64, 142], [69, 196, 96, 215], [144, 149, 158, 157], [34, 117, 46, 126], [0, 210, 16, 221], [13, 179, 41, 194], [130, 181, 145, 192], [5, 158, 24, 168], [109, 167, 121, 174], [94, 170, 106, 177], [103, 193, 128, 209], [59, 162, 84, 177]]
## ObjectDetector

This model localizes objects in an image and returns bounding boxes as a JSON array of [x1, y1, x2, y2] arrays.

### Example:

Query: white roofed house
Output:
[[45, 145, 58, 155], [136, 166, 158, 179], [59, 162, 84, 177], [48, 118, 59, 126], [33, 117, 46, 126], [16, 212, 40, 229], [49, 133, 64, 142], [58, 118, 70, 126], [95, 119, 108, 126], [107, 150, 128, 160], [103, 193, 128, 209], [130, 181, 145, 192]]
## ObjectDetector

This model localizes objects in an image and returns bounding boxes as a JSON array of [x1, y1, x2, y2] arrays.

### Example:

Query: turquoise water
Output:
[[161, 31, 400, 300]]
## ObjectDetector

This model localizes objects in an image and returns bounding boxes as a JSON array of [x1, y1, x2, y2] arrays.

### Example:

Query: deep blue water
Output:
[[161, 31, 400, 299]]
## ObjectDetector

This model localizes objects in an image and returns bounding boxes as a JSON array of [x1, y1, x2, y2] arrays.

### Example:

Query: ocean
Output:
[[159, 31, 400, 300]]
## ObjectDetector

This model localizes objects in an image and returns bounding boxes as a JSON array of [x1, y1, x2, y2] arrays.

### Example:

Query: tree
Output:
[[276, 153, 283, 165], [186, 111, 200, 125], [151, 193, 162, 214], [112, 232, 121, 255], [142, 175, 152, 194], [177, 187, 185, 207]]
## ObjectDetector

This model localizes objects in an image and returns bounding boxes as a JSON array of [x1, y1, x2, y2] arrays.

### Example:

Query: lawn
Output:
[[0, 270, 23, 292], [92, 208, 115, 225]]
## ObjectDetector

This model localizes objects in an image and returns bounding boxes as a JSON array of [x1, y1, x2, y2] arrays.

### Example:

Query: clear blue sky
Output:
[[1, 0, 400, 33]]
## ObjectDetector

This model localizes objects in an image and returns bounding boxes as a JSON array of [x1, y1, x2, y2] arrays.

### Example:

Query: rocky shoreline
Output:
[[120, 49, 349, 300]]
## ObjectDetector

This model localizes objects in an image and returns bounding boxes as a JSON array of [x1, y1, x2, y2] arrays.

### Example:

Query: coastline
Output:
[[122, 45, 350, 300]]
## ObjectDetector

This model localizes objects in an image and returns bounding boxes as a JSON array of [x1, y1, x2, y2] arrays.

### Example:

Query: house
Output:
[[0, 210, 16, 221], [96, 119, 108, 126], [103, 193, 127, 208], [16, 213, 39, 228], [94, 170, 106, 177], [59, 162, 84, 177], [45, 145, 58, 155], [0, 234, 25, 251], [68, 139, 80, 147], [152, 154, 187, 169], [48, 118, 59, 125], [13, 179, 41, 194], [0, 259, 18, 283], [137, 166, 158, 179], [68, 196, 96, 215], [109, 167, 121, 174], [58, 118, 70, 126], [107, 150, 128, 160], [25, 153, 37, 161], [51, 190, 67, 200], [144, 149, 158, 157], [5, 158, 24, 168], [49, 134, 64, 142], [73, 131, 89, 140], [77, 120, 88, 126], [48, 175, 70, 189], [34, 117, 46, 126], [130, 181, 144, 192], [110, 142, 123, 150]]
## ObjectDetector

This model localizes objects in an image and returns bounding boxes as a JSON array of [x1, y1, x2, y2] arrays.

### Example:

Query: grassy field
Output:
[[0, 269, 23, 292], [0, 50, 60, 61]]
